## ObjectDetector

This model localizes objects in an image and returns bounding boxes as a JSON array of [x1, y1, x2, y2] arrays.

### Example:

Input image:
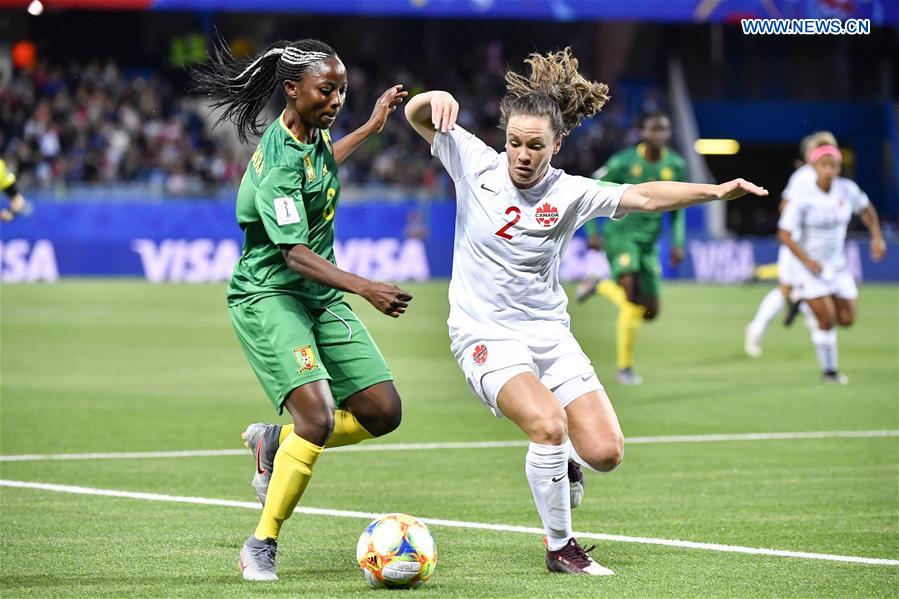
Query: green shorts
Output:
[[604, 237, 661, 298], [229, 296, 393, 413]]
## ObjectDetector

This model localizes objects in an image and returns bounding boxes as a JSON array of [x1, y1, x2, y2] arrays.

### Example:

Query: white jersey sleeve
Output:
[[569, 176, 630, 229], [431, 126, 498, 182], [842, 178, 870, 214], [778, 195, 802, 233]]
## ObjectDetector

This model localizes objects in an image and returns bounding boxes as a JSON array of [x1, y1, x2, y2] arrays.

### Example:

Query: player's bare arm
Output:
[[620, 178, 768, 213], [332, 84, 407, 165], [859, 204, 886, 261], [404, 90, 459, 143], [281, 244, 412, 317]]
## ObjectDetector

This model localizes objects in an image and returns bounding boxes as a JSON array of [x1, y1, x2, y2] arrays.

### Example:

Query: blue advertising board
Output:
[[1, 200, 896, 284]]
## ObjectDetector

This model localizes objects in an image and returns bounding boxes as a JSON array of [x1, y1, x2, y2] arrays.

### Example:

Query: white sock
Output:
[[525, 442, 572, 551], [811, 328, 838, 372], [748, 288, 785, 339], [800, 302, 819, 333], [565, 440, 598, 473]]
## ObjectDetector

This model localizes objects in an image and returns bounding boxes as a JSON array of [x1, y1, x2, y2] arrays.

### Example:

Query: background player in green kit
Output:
[[577, 112, 687, 385], [192, 39, 411, 581]]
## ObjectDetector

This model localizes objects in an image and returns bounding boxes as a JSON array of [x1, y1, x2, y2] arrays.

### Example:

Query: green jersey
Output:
[[587, 143, 687, 246], [227, 113, 342, 308]]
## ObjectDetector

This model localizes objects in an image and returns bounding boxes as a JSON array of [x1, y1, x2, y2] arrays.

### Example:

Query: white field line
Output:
[[0, 430, 896, 463], [1, 479, 897, 568]]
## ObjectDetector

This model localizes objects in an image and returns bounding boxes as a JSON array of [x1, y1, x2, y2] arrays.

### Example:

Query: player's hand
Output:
[[669, 246, 685, 267], [871, 237, 886, 262], [587, 234, 603, 251], [430, 91, 459, 133], [0, 208, 13, 222], [716, 178, 769, 201], [368, 85, 408, 133], [804, 258, 823, 275], [361, 281, 413, 318]]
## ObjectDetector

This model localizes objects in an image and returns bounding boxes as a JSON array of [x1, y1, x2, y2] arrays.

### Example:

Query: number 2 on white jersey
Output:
[[495, 206, 521, 240]]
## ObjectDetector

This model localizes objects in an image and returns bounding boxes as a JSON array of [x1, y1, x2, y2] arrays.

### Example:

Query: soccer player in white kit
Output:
[[778, 144, 886, 383], [404, 48, 768, 575], [745, 132, 838, 357]]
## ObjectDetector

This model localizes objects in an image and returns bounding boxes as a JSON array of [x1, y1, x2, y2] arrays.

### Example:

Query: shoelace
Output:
[[249, 542, 277, 566], [559, 540, 596, 568]]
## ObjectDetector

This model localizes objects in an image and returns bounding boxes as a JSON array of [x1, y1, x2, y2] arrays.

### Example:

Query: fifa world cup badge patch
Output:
[[293, 345, 319, 373], [535, 202, 559, 227], [274, 197, 301, 226], [619, 253, 631, 267], [473, 344, 488, 365]]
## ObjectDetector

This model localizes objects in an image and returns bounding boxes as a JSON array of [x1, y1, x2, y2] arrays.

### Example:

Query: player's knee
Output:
[[580, 435, 624, 472], [837, 312, 854, 327], [294, 410, 334, 446], [531, 415, 567, 446], [643, 307, 658, 320], [365, 401, 403, 437]]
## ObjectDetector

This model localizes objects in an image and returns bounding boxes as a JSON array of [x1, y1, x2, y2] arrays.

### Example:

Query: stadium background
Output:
[[1, 2, 898, 597], [1, 0, 897, 282]]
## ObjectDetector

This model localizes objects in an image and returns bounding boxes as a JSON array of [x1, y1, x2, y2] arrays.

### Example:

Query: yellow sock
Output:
[[617, 301, 646, 370], [254, 433, 322, 541], [597, 279, 628, 308], [278, 409, 374, 448]]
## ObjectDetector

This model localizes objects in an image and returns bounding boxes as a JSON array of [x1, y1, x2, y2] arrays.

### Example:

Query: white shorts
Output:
[[792, 262, 858, 300], [453, 333, 603, 418]]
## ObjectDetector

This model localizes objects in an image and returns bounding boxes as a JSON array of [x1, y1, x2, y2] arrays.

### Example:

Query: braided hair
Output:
[[191, 38, 338, 143], [500, 47, 610, 139]]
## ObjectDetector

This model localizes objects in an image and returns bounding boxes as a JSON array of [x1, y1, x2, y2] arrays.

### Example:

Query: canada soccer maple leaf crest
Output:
[[473, 344, 488, 365], [535, 202, 559, 227]]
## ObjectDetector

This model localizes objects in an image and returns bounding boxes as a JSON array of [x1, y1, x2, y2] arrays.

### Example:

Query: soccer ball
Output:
[[356, 513, 437, 589]]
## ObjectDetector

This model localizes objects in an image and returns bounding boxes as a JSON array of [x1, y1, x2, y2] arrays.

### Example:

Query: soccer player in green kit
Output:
[[577, 112, 686, 385], [193, 39, 410, 581]]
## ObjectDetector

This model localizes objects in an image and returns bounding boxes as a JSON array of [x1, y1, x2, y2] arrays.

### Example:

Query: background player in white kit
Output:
[[404, 48, 768, 576], [745, 131, 838, 357], [778, 144, 885, 383]]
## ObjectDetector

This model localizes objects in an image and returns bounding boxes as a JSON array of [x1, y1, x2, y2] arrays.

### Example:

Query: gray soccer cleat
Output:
[[241, 422, 282, 505], [239, 535, 278, 581], [616, 367, 643, 385], [821, 371, 849, 385], [568, 459, 584, 509]]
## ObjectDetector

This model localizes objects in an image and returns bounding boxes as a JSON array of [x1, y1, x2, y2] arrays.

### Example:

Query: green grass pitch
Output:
[[1, 281, 897, 597]]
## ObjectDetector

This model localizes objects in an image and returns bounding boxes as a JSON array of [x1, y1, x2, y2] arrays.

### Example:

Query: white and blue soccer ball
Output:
[[356, 513, 437, 589]]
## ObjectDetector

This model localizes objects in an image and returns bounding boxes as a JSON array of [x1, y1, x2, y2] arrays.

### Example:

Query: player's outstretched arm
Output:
[[620, 178, 768, 213], [332, 84, 408, 166], [859, 204, 886, 261], [404, 90, 459, 144], [281, 244, 413, 318]]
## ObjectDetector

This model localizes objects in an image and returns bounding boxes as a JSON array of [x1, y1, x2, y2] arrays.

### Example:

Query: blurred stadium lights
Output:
[[26, 0, 42, 15], [694, 139, 741, 155]]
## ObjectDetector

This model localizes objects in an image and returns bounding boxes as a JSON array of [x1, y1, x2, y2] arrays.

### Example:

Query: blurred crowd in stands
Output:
[[0, 44, 663, 198]]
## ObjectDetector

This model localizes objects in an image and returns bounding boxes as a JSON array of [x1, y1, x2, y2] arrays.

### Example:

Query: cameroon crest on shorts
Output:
[[293, 345, 319, 373]]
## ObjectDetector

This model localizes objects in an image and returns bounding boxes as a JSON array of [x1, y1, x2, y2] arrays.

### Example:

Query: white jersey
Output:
[[778, 175, 869, 268], [776, 165, 814, 282], [431, 127, 629, 350]]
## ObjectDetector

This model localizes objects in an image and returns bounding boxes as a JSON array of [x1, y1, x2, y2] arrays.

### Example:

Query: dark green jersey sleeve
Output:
[[600, 153, 628, 184], [255, 166, 310, 246]]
